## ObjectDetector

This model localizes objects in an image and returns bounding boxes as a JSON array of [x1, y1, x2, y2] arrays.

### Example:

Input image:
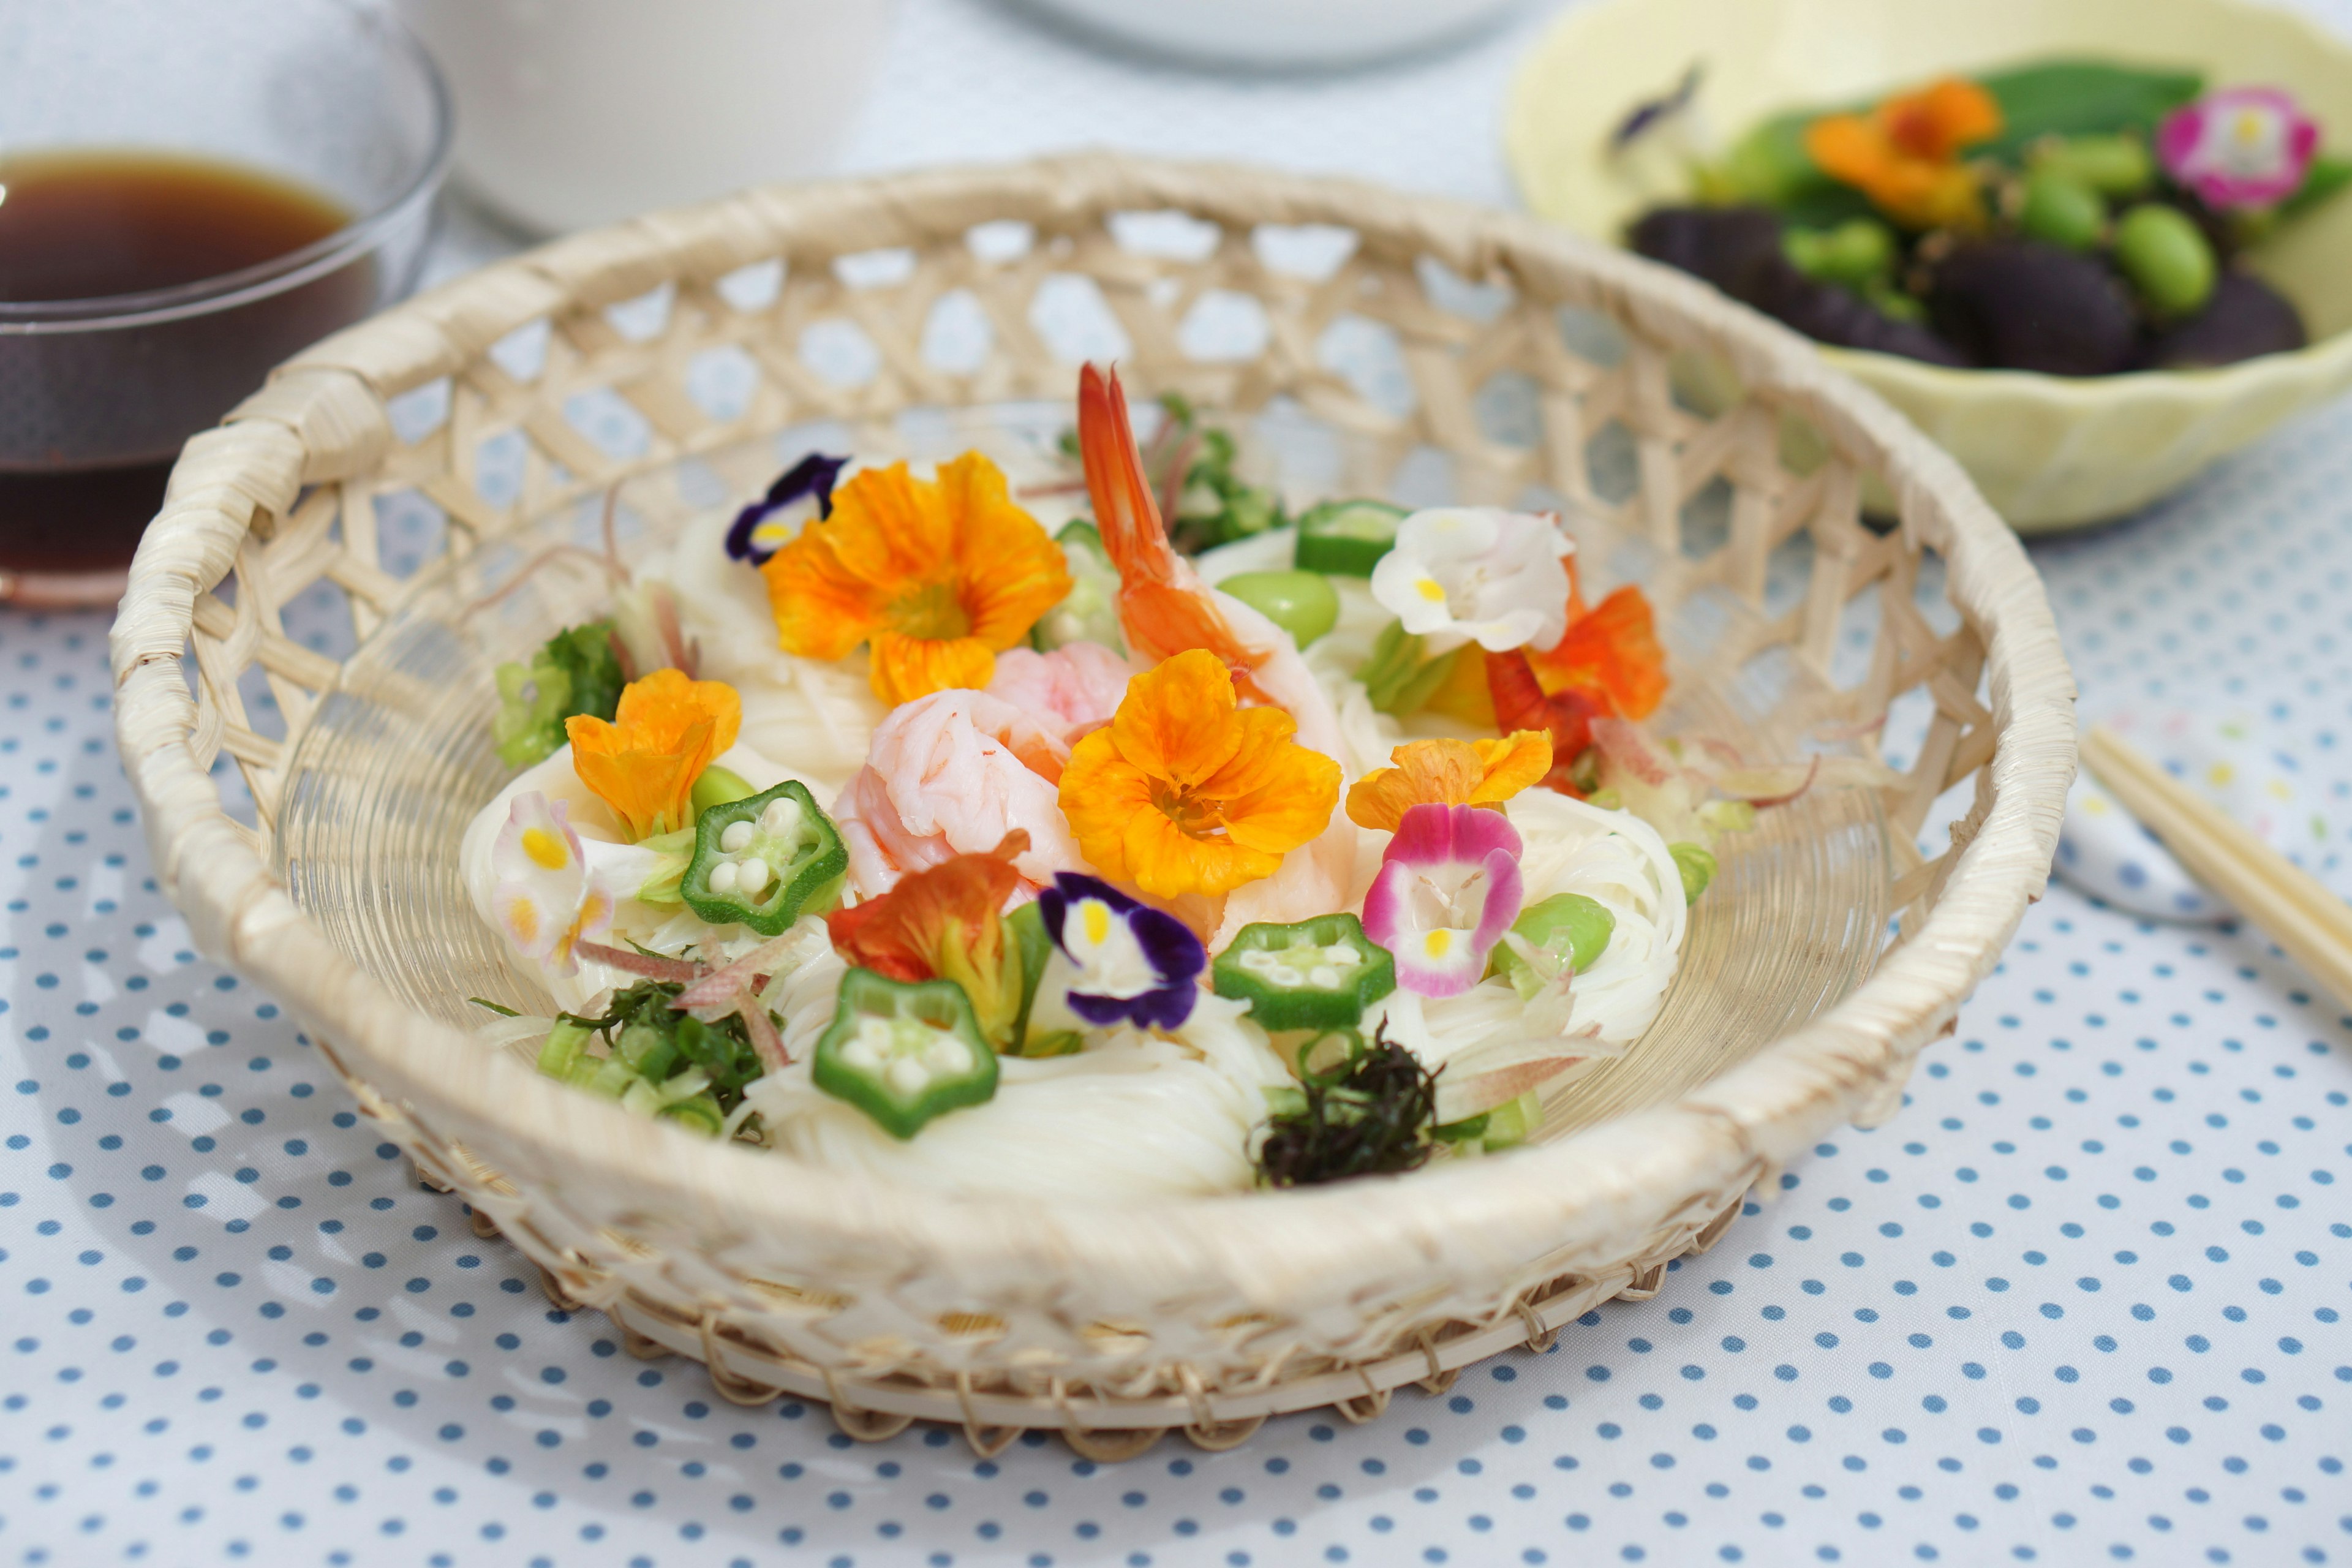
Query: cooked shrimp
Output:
[[1076, 364, 1360, 939], [834, 688, 1086, 898], [985, 643, 1137, 742]]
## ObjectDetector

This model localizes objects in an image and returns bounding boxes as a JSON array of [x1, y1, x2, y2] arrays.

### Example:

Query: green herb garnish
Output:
[[491, 620, 627, 770], [537, 979, 770, 1136], [1060, 393, 1286, 558]]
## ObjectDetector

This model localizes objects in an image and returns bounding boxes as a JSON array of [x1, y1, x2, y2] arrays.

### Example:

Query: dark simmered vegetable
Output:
[[1927, 239, 2141, 377], [1616, 61, 2340, 375]]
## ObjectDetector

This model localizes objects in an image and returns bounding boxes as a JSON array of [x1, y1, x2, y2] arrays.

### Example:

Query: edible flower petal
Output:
[[825, 831, 1030, 1050], [1486, 647, 1611, 794], [760, 451, 1072, 706], [1036, 872, 1206, 1031], [1368, 508, 1574, 655], [1805, 77, 2002, 230], [565, 669, 743, 842], [1360, 803, 1526, 998], [1058, 649, 1341, 902], [725, 453, 848, 565], [2158, 86, 2320, 210], [1345, 733, 1553, 833], [1529, 584, 1668, 722], [489, 791, 616, 977]]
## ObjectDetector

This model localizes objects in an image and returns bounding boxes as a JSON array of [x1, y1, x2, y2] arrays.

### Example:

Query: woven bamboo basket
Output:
[[110, 153, 2075, 1458]]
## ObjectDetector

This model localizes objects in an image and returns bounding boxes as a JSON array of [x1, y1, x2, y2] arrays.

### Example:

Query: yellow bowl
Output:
[[1504, 0, 2352, 532]]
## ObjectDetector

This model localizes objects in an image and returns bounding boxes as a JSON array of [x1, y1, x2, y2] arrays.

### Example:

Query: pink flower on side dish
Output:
[[984, 642, 1139, 741], [1360, 802, 1526, 998], [833, 688, 1087, 899], [2157, 87, 2320, 210]]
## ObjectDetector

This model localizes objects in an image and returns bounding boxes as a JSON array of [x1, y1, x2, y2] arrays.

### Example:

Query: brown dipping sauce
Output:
[[0, 151, 363, 588]]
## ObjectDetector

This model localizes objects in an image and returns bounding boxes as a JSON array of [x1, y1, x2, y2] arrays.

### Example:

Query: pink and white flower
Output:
[[2158, 86, 2320, 211], [1360, 802, 1527, 997], [1368, 507, 1574, 655], [489, 791, 616, 977]]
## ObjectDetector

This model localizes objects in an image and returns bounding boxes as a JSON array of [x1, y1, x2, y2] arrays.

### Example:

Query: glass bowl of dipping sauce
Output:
[[0, 0, 450, 607]]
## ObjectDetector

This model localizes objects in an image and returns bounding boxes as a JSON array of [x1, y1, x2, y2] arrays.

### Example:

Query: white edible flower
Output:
[[489, 791, 615, 978], [1368, 507, 1573, 655]]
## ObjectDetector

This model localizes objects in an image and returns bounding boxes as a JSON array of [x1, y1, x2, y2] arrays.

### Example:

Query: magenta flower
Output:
[[2158, 86, 2320, 211], [1360, 803, 1526, 998]]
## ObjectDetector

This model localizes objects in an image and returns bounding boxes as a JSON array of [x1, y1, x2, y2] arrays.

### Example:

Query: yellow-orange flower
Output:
[[1805, 77, 2003, 230], [1529, 584, 1668, 721], [565, 669, 742, 841], [1058, 649, 1340, 901], [1345, 732, 1553, 832], [760, 452, 1071, 706]]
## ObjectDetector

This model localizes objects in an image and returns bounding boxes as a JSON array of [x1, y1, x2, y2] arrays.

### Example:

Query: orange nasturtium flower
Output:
[[1058, 649, 1341, 901], [1529, 584, 1668, 722], [760, 451, 1072, 706], [1804, 77, 2003, 230], [565, 668, 742, 841], [1345, 732, 1554, 834]]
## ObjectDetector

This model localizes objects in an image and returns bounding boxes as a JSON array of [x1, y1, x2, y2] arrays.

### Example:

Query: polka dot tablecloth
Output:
[[8, 2, 2352, 1564]]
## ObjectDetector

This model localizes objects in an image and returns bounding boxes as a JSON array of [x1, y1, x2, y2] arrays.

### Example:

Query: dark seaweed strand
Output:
[[1256, 1023, 1442, 1188]]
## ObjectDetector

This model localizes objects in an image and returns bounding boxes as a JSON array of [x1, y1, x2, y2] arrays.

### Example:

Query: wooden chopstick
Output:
[[2080, 725, 2352, 1011]]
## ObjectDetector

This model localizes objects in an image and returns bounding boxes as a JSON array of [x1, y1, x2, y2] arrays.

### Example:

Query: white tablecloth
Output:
[[6, 2, 2349, 1564]]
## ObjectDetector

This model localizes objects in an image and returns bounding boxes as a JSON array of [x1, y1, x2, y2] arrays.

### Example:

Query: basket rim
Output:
[[110, 152, 2077, 1308]]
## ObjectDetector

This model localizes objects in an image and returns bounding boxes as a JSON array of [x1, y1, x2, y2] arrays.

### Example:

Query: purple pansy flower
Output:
[[724, 452, 849, 565], [1037, 872, 1206, 1031], [1360, 802, 1526, 998], [2157, 86, 2320, 211]]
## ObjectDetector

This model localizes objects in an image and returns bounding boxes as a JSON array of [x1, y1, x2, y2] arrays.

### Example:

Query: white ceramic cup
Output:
[[399, 0, 899, 235]]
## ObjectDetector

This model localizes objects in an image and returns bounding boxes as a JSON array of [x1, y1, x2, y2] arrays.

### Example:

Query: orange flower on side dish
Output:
[[1804, 77, 2003, 230], [1345, 732, 1554, 834], [1529, 584, 1668, 722], [565, 669, 742, 842], [760, 451, 1072, 706], [1058, 649, 1340, 902]]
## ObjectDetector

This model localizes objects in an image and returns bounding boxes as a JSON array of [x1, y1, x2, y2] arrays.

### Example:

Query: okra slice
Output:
[[1292, 499, 1408, 576], [680, 780, 848, 935], [1212, 913, 1396, 1032], [812, 968, 999, 1139]]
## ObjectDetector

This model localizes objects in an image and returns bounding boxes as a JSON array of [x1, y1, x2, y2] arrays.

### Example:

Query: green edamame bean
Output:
[[1218, 570, 1340, 649], [2030, 134, 2155, 198], [1669, 842, 1716, 902], [1488, 892, 1616, 997], [689, 764, 758, 818], [2113, 205, 2217, 318], [1784, 217, 1898, 286], [2019, 170, 2107, 252]]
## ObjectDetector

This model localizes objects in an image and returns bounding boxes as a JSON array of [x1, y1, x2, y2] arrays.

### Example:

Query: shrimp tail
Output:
[[1076, 363, 1175, 589], [1077, 363, 1267, 677]]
